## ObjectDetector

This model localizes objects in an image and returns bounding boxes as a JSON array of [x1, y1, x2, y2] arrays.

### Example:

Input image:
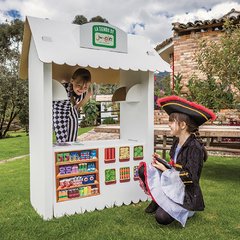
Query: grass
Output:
[[0, 155, 240, 240], [0, 131, 29, 160], [0, 127, 93, 161]]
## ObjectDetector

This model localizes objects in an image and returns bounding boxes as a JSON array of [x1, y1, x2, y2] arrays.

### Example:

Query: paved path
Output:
[[0, 154, 29, 164], [77, 129, 119, 141]]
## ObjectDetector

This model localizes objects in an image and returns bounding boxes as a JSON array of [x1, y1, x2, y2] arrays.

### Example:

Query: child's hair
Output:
[[169, 112, 208, 161], [72, 68, 91, 84], [70, 68, 91, 105]]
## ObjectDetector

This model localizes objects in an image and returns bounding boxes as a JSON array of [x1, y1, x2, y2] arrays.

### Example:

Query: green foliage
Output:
[[0, 19, 27, 138], [195, 19, 240, 95], [0, 156, 240, 239], [89, 16, 109, 23], [172, 73, 183, 96], [80, 99, 99, 127], [72, 15, 88, 25], [98, 84, 118, 95], [102, 117, 116, 124], [187, 75, 234, 111], [72, 15, 109, 25], [154, 72, 171, 97]]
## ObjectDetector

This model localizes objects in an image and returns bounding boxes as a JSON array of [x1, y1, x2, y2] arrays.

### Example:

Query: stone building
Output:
[[155, 8, 240, 94]]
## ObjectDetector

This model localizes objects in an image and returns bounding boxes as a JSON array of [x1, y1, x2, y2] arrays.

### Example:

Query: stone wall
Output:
[[154, 109, 240, 125]]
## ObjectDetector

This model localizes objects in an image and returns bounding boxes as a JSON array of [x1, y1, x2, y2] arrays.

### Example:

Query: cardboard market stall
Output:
[[20, 16, 166, 220]]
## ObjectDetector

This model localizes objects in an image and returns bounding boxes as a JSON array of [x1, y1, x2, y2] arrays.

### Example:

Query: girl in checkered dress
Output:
[[53, 68, 91, 143]]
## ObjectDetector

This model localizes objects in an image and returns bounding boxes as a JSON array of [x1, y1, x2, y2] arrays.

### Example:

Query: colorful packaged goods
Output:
[[87, 162, 96, 172], [63, 152, 70, 162], [134, 146, 143, 160], [119, 146, 130, 161], [59, 166, 66, 175], [105, 169, 116, 184], [57, 153, 64, 162], [90, 150, 97, 159], [70, 152, 79, 161], [59, 179, 65, 188], [72, 164, 78, 173], [82, 174, 95, 184], [78, 163, 87, 172], [120, 167, 130, 182], [65, 166, 72, 174], [58, 190, 68, 200], [80, 150, 90, 160], [68, 189, 80, 198], [104, 148, 115, 162], [133, 166, 139, 180]]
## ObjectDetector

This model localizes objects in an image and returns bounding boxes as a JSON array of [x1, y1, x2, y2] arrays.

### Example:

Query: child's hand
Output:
[[151, 153, 168, 172]]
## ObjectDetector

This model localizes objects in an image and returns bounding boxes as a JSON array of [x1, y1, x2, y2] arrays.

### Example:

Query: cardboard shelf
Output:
[[56, 158, 98, 166], [56, 170, 98, 179], [58, 193, 100, 202], [55, 148, 100, 203]]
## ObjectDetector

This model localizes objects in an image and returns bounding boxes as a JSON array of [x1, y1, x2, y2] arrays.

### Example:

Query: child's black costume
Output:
[[138, 96, 216, 226]]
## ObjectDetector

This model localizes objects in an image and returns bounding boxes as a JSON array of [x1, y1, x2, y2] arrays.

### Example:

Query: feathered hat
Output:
[[157, 96, 216, 126]]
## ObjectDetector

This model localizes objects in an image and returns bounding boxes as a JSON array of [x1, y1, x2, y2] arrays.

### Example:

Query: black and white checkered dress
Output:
[[53, 83, 86, 143]]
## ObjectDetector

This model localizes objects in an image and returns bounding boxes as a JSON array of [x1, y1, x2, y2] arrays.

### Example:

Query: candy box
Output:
[[57, 153, 64, 162], [82, 174, 95, 184], [63, 152, 70, 162]]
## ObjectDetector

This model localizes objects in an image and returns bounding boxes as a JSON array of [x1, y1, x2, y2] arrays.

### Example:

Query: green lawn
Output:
[[0, 127, 93, 161], [0, 155, 240, 240]]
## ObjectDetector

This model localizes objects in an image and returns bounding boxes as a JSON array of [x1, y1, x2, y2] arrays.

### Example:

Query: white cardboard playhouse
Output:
[[20, 16, 166, 220]]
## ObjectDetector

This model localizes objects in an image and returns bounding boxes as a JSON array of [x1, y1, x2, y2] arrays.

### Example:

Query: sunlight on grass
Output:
[[0, 155, 240, 239]]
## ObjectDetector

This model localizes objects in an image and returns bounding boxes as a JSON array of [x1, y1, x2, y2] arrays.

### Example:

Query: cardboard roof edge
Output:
[[19, 16, 166, 82]]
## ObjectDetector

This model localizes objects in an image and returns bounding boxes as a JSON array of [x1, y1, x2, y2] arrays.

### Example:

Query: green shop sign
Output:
[[92, 25, 116, 48]]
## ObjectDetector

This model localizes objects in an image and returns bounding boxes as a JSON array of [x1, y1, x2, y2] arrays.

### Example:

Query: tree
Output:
[[72, 15, 109, 25], [187, 75, 234, 111], [72, 15, 88, 25], [89, 16, 108, 23], [80, 99, 99, 127], [194, 20, 240, 94], [0, 19, 28, 138]]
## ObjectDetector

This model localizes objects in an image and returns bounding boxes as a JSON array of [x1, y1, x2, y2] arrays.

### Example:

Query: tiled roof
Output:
[[155, 37, 173, 52], [173, 8, 240, 34]]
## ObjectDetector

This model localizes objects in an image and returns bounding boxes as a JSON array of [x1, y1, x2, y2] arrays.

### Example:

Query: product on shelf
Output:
[[120, 167, 130, 182], [133, 145, 144, 160], [104, 148, 116, 163], [133, 166, 139, 180], [70, 152, 80, 161], [57, 153, 64, 162], [119, 146, 130, 161], [105, 169, 116, 184], [55, 148, 99, 202]]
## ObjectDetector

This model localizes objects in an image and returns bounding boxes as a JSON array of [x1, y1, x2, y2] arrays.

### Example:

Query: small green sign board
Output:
[[92, 25, 116, 48]]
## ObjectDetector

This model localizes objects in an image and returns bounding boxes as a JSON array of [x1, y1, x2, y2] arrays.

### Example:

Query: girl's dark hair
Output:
[[72, 68, 91, 83], [169, 112, 208, 161], [70, 68, 91, 105]]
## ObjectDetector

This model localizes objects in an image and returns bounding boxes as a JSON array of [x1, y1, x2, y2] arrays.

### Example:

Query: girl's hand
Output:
[[151, 153, 167, 172]]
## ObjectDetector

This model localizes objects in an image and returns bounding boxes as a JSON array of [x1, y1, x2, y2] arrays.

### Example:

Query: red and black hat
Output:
[[157, 96, 216, 126]]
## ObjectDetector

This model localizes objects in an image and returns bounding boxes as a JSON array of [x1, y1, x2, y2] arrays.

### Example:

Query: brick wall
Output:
[[173, 30, 222, 93]]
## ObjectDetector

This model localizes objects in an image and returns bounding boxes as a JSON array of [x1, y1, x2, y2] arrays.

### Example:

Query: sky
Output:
[[1, 0, 240, 71]]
